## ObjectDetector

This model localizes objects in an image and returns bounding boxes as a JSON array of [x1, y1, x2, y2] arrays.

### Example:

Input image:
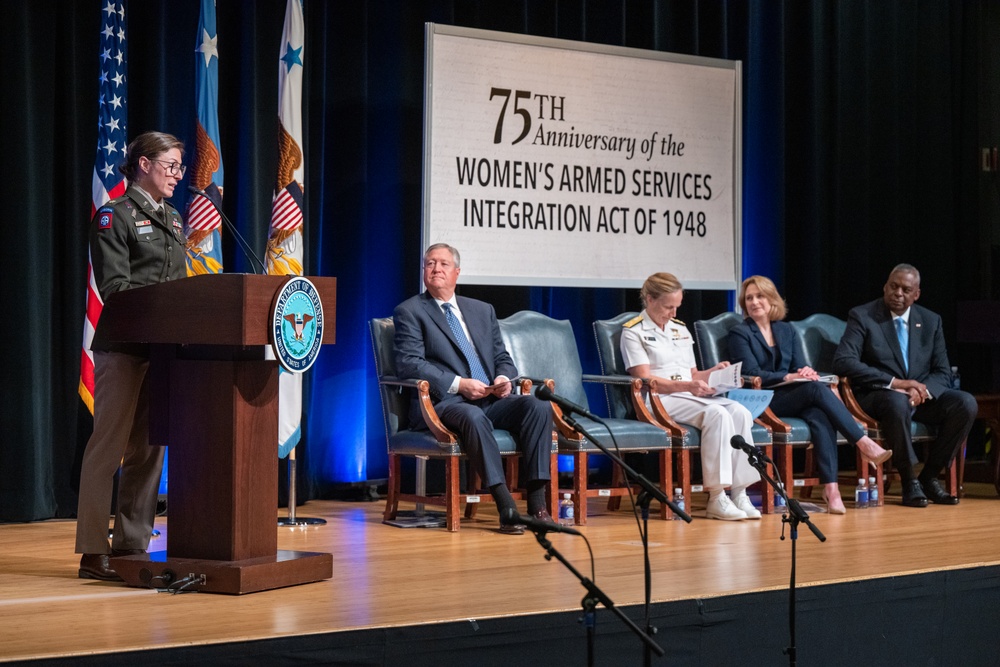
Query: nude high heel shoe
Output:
[[822, 483, 846, 515]]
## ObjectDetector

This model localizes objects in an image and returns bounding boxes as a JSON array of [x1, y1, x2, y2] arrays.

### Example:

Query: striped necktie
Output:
[[441, 303, 490, 384]]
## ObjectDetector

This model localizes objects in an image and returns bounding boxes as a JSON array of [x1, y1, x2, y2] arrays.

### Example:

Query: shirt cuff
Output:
[[448, 375, 461, 394]]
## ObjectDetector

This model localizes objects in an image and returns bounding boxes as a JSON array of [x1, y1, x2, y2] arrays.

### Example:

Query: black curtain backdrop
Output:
[[1, 0, 992, 521]]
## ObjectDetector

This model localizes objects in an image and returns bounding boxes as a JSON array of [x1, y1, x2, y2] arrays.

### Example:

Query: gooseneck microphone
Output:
[[534, 383, 603, 422], [187, 185, 267, 274], [503, 507, 582, 536]]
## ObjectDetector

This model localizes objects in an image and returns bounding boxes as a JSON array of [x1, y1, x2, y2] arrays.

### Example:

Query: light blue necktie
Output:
[[441, 303, 490, 384], [895, 317, 909, 374]]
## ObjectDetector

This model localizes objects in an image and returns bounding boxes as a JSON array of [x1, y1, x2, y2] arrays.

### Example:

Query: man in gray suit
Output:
[[393, 243, 553, 533], [834, 264, 977, 507]]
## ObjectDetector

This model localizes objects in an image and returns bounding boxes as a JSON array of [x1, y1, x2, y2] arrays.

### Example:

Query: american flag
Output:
[[79, 0, 128, 412]]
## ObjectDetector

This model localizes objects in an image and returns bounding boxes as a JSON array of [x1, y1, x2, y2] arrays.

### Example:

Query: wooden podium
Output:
[[97, 274, 336, 594]]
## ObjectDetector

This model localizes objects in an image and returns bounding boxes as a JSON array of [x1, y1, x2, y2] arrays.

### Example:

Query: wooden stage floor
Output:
[[2, 483, 999, 664]]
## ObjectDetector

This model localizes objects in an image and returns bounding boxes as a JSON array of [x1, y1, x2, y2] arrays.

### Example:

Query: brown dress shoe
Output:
[[79, 554, 123, 581], [111, 548, 147, 557]]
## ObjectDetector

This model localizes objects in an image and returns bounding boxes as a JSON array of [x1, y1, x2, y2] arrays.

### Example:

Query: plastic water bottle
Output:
[[868, 476, 879, 507], [951, 366, 961, 390], [672, 487, 685, 520], [774, 483, 787, 513], [855, 478, 869, 509], [558, 493, 574, 526]]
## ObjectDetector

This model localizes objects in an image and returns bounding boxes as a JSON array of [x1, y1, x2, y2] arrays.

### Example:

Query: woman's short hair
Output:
[[739, 275, 787, 321], [640, 272, 683, 308], [120, 131, 185, 182]]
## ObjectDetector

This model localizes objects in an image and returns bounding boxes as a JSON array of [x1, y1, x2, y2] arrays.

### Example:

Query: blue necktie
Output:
[[895, 317, 909, 374], [441, 303, 490, 384]]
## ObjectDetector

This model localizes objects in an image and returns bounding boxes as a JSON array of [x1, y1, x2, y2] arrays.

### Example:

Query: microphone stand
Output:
[[561, 413, 687, 666], [738, 445, 825, 667], [188, 186, 267, 274], [526, 527, 665, 665]]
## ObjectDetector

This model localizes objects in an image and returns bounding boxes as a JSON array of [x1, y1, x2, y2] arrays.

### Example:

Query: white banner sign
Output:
[[423, 24, 742, 289]]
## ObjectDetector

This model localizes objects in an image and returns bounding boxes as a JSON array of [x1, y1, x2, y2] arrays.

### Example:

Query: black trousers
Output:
[[857, 388, 977, 481]]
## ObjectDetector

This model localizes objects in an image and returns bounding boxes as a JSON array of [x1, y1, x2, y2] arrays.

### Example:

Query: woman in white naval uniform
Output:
[[621, 272, 761, 520]]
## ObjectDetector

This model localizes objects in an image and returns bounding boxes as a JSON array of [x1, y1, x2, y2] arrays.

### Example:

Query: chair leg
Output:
[[573, 452, 588, 525], [607, 464, 624, 512], [548, 452, 560, 519], [759, 443, 775, 514], [800, 447, 816, 500], [945, 439, 965, 498], [675, 449, 691, 516], [659, 448, 673, 520], [383, 454, 401, 522], [445, 457, 461, 532], [466, 461, 481, 520]]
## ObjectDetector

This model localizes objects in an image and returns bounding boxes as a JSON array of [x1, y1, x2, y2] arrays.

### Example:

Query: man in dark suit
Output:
[[834, 264, 977, 507], [393, 243, 553, 533]]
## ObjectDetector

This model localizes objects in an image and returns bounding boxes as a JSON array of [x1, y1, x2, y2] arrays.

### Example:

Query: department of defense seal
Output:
[[270, 276, 324, 372]]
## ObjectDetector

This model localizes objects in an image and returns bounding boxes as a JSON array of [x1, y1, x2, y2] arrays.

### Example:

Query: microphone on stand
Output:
[[534, 383, 603, 422], [730, 434, 772, 464], [503, 507, 582, 536], [187, 185, 267, 275]]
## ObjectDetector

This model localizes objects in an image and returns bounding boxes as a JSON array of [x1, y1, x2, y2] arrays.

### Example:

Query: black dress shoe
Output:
[[901, 480, 929, 508], [531, 509, 557, 524], [79, 554, 123, 581], [920, 478, 959, 505]]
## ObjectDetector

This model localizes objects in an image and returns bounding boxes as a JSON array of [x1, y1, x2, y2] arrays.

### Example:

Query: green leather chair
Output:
[[369, 317, 558, 531], [498, 311, 673, 524]]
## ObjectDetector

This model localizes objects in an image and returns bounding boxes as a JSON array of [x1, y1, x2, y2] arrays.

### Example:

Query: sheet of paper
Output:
[[707, 361, 742, 395]]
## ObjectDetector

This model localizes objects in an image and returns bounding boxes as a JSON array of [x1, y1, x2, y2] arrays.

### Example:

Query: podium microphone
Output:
[[503, 507, 582, 536], [534, 383, 603, 422], [187, 185, 267, 274]]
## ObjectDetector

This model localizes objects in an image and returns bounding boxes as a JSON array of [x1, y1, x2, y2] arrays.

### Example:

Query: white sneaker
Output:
[[706, 493, 747, 521], [733, 492, 762, 519]]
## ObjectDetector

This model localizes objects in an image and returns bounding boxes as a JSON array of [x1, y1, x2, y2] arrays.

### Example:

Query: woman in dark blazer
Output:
[[727, 276, 892, 513]]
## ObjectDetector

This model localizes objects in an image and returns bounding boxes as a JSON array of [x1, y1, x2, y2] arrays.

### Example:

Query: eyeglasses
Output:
[[150, 159, 187, 177]]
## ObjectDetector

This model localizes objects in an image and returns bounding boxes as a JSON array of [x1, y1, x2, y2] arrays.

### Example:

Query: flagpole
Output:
[[278, 447, 326, 526]]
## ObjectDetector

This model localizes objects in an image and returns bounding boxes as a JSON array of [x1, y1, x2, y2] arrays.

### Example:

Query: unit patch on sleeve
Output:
[[97, 208, 113, 230]]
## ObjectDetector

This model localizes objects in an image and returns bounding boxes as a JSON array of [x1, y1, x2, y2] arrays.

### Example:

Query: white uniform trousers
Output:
[[656, 394, 760, 492]]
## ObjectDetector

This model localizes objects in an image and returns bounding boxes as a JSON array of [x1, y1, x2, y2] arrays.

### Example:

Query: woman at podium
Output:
[[75, 131, 189, 581]]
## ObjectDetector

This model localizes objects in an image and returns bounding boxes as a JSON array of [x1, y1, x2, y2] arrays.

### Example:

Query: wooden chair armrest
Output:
[[742, 375, 763, 389], [755, 407, 789, 435], [381, 376, 458, 444], [525, 378, 579, 441], [838, 376, 879, 430], [644, 378, 688, 439]]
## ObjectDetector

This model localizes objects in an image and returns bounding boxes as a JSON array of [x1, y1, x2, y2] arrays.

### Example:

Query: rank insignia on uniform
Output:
[[623, 315, 643, 328], [98, 212, 113, 229], [671, 318, 685, 326]]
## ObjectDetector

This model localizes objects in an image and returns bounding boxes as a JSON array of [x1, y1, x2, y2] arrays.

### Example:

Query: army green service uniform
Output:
[[75, 186, 187, 555]]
